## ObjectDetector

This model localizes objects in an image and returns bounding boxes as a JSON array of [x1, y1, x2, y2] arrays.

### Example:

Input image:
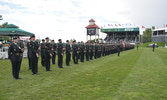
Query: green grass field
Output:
[[0, 47, 167, 100]]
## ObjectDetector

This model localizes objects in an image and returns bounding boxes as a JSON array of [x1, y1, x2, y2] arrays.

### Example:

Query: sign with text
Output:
[[87, 28, 96, 35], [101, 28, 139, 32]]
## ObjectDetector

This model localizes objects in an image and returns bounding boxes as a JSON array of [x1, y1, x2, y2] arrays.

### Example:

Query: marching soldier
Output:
[[29, 35, 39, 75], [65, 40, 71, 66], [40, 39, 45, 67], [45, 37, 52, 71], [8, 37, 23, 80], [51, 40, 57, 65], [57, 39, 64, 68]]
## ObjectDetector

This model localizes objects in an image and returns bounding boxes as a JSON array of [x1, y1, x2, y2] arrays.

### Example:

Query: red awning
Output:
[[85, 24, 100, 29]]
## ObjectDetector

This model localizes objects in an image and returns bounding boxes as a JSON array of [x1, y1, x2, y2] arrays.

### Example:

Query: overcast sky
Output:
[[0, 0, 167, 42]]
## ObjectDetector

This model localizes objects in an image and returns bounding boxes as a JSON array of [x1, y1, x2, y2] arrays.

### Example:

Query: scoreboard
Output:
[[87, 28, 96, 35]]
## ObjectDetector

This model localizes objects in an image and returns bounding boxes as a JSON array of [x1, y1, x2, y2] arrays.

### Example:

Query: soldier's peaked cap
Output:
[[73, 40, 76, 42], [45, 37, 49, 39], [30, 35, 35, 38]]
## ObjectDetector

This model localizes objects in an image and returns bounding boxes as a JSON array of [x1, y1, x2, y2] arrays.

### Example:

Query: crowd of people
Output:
[[8, 35, 135, 80], [104, 34, 138, 43]]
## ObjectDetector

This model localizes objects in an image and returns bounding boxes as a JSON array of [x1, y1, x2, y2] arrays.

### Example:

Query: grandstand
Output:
[[101, 24, 143, 43], [152, 27, 167, 42]]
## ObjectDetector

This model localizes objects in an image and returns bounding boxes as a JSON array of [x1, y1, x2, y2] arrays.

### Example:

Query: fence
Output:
[[0, 47, 27, 59]]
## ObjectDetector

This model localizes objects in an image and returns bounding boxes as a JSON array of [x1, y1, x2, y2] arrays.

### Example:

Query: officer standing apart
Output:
[[40, 39, 45, 67], [153, 43, 155, 52], [29, 35, 39, 75], [136, 42, 139, 50], [45, 37, 52, 71], [57, 39, 64, 68], [65, 40, 71, 66], [8, 37, 23, 80]]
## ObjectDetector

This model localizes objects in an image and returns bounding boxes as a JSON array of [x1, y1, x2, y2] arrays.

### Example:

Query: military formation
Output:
[[8, 35, 135, 80]]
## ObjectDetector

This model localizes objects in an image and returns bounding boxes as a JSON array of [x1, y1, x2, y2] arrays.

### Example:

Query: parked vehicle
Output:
[[147, 43, 158, 48]]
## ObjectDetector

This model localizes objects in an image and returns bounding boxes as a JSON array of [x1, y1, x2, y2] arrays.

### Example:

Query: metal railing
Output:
[[0, 47, 27, 59]]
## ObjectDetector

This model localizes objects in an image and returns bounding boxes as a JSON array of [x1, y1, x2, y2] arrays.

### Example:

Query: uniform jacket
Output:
[[8, 42, 23, 61]]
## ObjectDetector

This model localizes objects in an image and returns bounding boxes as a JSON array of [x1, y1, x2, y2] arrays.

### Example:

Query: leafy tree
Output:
[[0, 22, 8, 28], [142, 28, 152, 43]]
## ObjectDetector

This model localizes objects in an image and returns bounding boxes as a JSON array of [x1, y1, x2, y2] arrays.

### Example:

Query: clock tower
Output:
[[85, 19, 100, 42]]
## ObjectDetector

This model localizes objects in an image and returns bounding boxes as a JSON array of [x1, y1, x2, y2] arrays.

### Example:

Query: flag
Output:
[[142, 25, 145, 28]]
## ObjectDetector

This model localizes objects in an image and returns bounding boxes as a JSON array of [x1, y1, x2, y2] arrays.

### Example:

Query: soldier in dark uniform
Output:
[[57, 39, 64, 68], [51, 40, 57, 65], [8, 37, 23, 80], [153, 43, 155, 52], [89, 42, 93, 60], [78, 42, 81, 60], [85, 42, 90, 61], [80, 41, 85, 62], [65, 40, 71, 66], [45, 37, 52, 71], [40, 39, 45, 67], [29, 35, 39, 75], [117, 43, 121, 56], [102, 43, 105, 57], [98, 43, 102, 58], [27, 37, 32, 70], [94, 42, 98, 59], [17, 37, 24, 72], [136, 42, 139, 50], [72, 40, 79, 64]]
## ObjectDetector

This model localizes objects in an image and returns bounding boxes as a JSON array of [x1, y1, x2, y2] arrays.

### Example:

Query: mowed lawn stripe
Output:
[[112, 48, 167, 100], [0, 48, 153, 100]]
